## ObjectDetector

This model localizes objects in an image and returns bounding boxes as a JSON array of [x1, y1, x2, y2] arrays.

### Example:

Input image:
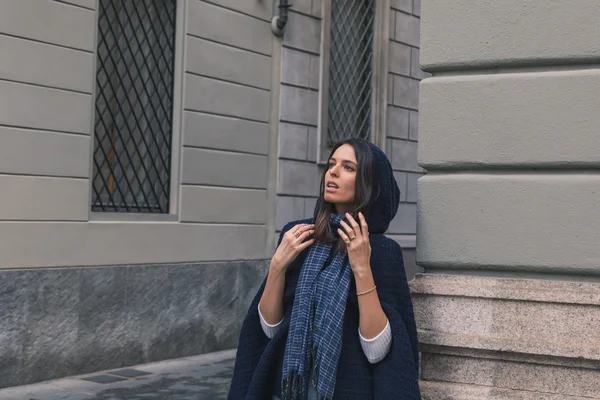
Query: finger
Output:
[[297, 229, 315, 242], [291, 224, 313, 236], [298, 238, 315, 251], [339, 220, 355, 238], [345, 213, 361, 235], [337, 228, 351, 245], [358, 212, 368, 236], [344, 215, 361, 238], [293, 223, 309, 232]]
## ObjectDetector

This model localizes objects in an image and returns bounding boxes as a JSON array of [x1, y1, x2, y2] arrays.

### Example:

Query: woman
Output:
[[228, 139, 421, 400]]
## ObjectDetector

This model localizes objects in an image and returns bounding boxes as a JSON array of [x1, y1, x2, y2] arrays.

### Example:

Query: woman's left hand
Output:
[[338, 212, 371, 276]]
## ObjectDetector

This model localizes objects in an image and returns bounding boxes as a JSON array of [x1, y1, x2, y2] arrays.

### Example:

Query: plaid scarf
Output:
[[281, 213, 351, 400]]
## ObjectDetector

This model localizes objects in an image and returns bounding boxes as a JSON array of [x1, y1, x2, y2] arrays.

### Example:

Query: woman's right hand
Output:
[[270, 223, 315, 273]]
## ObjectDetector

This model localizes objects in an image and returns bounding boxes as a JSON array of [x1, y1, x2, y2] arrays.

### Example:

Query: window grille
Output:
[[326, 0, 375, 145], [92, 0, 176, 213]]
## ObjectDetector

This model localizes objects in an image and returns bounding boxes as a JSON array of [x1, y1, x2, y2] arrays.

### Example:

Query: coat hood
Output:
[[364, 142, 400, 234]]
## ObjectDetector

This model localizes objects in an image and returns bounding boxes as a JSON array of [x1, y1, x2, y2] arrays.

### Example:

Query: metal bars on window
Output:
[[326, 0, 375, 146], [92, 0, 176, 213]]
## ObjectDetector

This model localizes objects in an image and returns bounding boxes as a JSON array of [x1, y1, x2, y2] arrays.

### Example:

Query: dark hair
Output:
[[313, 138, 378, 254]]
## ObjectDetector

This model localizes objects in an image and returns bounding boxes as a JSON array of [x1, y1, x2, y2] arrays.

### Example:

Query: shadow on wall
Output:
[[403, 248, 423, 281]]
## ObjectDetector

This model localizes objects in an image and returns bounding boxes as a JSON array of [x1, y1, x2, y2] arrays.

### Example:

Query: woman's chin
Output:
[[324, 193, 337, 203]]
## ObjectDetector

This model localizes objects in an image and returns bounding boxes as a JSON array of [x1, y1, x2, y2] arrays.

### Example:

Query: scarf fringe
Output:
[[311, 343, 320, 389], [282, 372, 332, 400], [282, 372, 307, 400]]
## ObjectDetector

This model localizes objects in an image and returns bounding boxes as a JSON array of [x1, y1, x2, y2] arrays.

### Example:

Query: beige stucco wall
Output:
[[0, 0, 278, 269], [0, 0, 423, 270], [418, 0, 600, 277]]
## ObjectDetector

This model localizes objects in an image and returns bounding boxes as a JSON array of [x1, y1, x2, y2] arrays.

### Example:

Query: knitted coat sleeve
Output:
[[369, 236, 421, 399]]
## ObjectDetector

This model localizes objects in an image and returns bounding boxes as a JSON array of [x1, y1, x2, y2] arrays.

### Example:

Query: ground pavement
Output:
[[0, 349, 236, 400]]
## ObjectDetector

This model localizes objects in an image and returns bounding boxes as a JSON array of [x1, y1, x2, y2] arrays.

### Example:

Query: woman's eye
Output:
[[345, 165, 354, 171], [328, 163, 335, 169]]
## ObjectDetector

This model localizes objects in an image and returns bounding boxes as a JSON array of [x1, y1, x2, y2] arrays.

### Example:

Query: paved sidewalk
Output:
[[0, 350, 237, 400]]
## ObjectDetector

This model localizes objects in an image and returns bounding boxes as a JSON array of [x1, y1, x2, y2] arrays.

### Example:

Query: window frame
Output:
[[316, 0, 390, 165], [88, 0, 186, 220]]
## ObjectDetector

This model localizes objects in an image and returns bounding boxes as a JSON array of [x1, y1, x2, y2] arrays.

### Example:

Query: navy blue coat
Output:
[[228, 144, 421, 399]]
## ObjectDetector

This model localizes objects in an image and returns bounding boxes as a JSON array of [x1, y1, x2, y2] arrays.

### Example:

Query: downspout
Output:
[[271, 0, 290, 37]]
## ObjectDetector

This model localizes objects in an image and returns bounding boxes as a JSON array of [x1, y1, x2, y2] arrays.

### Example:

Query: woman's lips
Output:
[[325, 182, 339, 193]]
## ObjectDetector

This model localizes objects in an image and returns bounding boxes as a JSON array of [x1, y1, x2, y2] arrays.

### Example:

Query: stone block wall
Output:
[[0, 261, 267, 389]]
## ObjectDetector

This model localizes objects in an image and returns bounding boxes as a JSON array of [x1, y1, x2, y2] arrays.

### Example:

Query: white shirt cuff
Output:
[[359, 319, 392, 364], [258, 304, 284, 339]]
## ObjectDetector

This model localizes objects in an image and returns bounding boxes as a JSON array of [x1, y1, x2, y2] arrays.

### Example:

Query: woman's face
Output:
[[324, 144, 357, 211]]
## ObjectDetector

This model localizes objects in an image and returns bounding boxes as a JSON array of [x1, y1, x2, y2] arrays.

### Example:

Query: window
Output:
[[318, 0, 388, 162], [326, 0, 376, 146], [92, 0, 177, 213]]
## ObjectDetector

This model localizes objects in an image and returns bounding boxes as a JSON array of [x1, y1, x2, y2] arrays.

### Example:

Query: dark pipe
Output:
[[271, 0, 291, 37]]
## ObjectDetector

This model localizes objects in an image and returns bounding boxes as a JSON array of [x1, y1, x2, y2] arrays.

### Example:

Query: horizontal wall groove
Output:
[[185, 71, 270, 92], [281, 46, 318, 57], [0, 221, 268, 229], [0, 259, 271, 272], [277, 194, 319, 199], [0, 32, 94, 54], [186, 33, 271, 57], [413, 288, 600, 306], [0, 219, 89, 223], [388, 103, 419, 112], [421, 269, 600, 284], [388, 70, 420, 80], [182, 144, 267, 157], [87, 220, 266, 228], [421, 350, 600, 380], [391, 168, 423, 174], [0, 124, 91, 137], [282, 44, 320, 57], [0, 77, 92, 96], [278, 156, 320, 163], [182, 184, 266, 192], [0, 172, 88, 180], [422, 168, 600, 176], [179, 221, 266, 227], [390, 37, 419, 50], [419, 262, 600, 277], [278, 119, 318, 128], [183, 108, 268, 124], [424, 59, 600, 76], [390, 104, 418, 112], [184, 109, 268, 125], [389, 137, 419, 144], [181, 183, 267, 191], [183, 146, 267, 158], [52, 0, 94, 11], [186, 35, 271, 61], [281, 82, 319, 93], [200, 0, 271, 22], [391, 8, 420, 19]]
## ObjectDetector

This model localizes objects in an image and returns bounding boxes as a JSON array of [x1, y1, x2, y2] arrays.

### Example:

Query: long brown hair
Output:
[[313, 139, 378, 254]]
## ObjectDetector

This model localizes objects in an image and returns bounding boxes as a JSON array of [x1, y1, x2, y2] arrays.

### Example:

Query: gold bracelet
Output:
[[357, 285, 377, 296]]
